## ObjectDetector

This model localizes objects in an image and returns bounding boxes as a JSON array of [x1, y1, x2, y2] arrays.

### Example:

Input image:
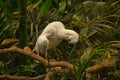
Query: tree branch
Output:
[[0, 47, 75, 80], [45, 69, 71, 80], [86, 58, 118, 74], [0, 46, 74, 70], [0, 74, 45, 80]]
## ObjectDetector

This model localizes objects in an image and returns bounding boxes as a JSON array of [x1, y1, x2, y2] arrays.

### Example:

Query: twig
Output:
[[0, 74, 45, 80]]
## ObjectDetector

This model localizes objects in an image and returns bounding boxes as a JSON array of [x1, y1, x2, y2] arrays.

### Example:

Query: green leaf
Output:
[[22, 64, 38, 73], [80, 47, 92, 60], [33, 0, 43, 8], [37, 0, 51, 18], [80, 27, 89, 37], [2, 66, 10, 74], [59, 1, 66, 11]]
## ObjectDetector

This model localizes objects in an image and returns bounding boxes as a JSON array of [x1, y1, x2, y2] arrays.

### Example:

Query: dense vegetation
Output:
[[0, 0, 120, 80]]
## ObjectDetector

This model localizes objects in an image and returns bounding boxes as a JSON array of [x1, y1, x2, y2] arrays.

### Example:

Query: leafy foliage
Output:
[[0, 7, 12, 43], [0, 0, 120, 80]]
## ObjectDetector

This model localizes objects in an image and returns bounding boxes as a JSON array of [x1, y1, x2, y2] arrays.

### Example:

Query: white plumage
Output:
[[34, 21, 79, 56]]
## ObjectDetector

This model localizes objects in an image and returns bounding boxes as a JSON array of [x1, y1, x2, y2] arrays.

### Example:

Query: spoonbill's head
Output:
[[65, 30, 79, 44]]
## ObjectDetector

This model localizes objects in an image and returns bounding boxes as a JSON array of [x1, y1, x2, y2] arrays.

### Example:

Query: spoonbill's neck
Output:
[[57, 29, 72, 39]]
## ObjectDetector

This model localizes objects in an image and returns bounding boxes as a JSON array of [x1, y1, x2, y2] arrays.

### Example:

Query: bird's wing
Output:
[[34, 36, 49, 55], [40, 39, 49, 55], [41, 21, 65, 36]]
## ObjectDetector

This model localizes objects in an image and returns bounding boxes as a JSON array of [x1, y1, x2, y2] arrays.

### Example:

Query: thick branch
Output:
[[0, 46, 48, 65], [49, 61, 73, 70], [0, 47, 74, 70], [45, 69, 71, 80], [0, 74, 45, 80], [86, 58, 117, 74]]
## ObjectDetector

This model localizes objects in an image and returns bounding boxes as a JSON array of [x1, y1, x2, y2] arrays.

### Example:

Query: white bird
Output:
[[34, 21, 79, 59]]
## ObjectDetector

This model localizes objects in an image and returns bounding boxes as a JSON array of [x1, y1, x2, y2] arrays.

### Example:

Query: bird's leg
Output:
[[45, 51, 51, 72], [53, 48, 60, 61], [34, 53, 41, 63], [45, 51, 48, 61], [45, 51, 50, 67], [53, 48, 57, 60]]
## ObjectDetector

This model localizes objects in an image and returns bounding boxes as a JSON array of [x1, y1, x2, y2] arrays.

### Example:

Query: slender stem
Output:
[[81, 2, 88, 23]]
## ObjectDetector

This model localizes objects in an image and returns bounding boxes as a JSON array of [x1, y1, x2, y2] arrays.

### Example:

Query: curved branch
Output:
[[0, 46, 48, 65], [86, 58, 117, 74], [49, 61, 73, 70], [0, 47, 74, 70], [0, 74, 45, 80], [45, 69, 71, 80]]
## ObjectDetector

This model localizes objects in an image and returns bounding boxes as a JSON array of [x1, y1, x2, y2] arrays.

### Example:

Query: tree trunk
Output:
[[18, 0, 28, 48], [17, 0, 28, 64]]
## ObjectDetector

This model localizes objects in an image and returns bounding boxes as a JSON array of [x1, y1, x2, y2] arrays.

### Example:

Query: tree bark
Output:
[[18, 0, 28, 48], [17, 0, 28, 64]]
